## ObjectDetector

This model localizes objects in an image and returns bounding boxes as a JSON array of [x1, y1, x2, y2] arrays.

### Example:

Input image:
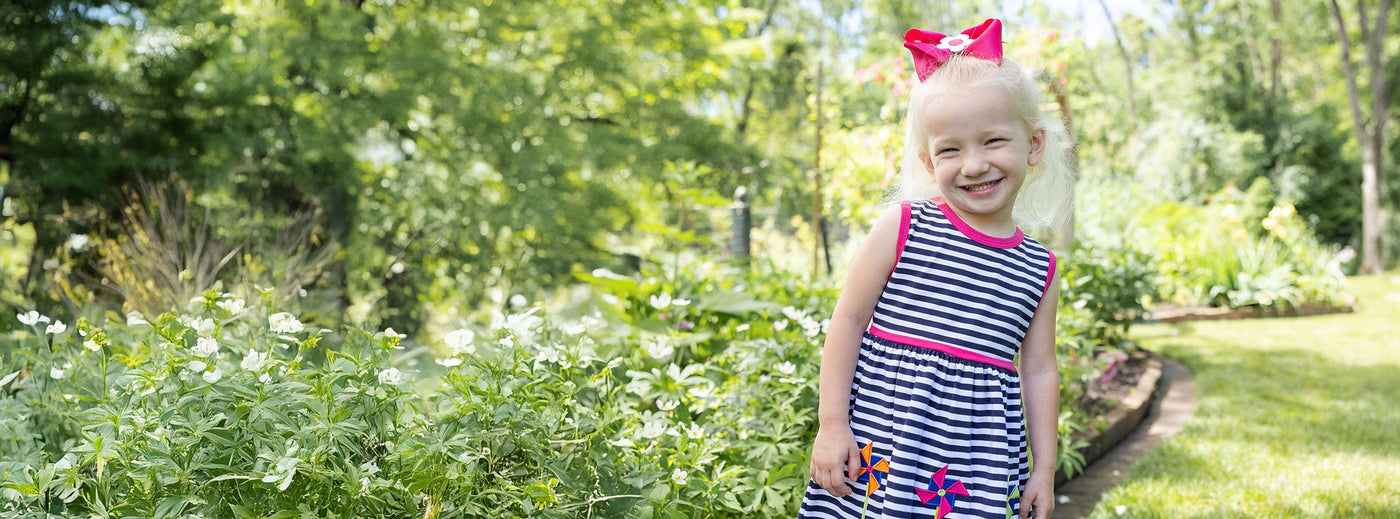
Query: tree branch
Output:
[[1327, 0, 1367, 143]]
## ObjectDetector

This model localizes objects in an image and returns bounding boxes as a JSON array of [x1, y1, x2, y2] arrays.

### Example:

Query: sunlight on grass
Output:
[[1092, 275, 1400, 518]]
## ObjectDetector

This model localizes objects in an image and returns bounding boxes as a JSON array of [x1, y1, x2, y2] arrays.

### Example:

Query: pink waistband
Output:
[[869, 325, 1017, 372]]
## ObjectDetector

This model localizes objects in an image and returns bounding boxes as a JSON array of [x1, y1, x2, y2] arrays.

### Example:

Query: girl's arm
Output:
[[1017, 271, 1060, 519], [809, 204, 902, 496]]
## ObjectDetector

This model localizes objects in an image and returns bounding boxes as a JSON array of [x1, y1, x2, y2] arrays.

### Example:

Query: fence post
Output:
[[730, 186, 750, 263]]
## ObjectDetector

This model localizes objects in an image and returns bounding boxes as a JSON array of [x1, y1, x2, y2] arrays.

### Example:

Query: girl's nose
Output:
[[961, 151, 991, 176]]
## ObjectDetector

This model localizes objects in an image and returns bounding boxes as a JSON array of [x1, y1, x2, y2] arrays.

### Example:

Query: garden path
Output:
[[1053, 359, 1197, 518]]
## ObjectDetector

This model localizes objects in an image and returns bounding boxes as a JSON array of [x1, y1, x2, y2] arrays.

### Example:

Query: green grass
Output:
[[1088, 275, 1400, 518]]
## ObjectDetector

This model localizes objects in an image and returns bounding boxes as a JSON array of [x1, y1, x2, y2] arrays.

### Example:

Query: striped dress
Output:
[[799, 199, 1056, 519]]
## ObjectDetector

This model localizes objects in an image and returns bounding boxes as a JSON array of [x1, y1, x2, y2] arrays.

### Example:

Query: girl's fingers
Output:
[[847, 444, 862, 481]]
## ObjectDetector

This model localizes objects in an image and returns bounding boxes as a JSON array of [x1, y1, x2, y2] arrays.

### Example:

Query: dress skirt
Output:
[[798, 332, 1028, 519]]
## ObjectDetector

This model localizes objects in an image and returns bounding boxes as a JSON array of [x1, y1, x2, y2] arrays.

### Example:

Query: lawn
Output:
[[1087, 275, 1400, 518]]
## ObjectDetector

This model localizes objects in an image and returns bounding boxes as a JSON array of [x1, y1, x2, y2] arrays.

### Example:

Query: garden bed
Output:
[[1145, 300, 1354, 323], [1055, 351, 1162, 486]]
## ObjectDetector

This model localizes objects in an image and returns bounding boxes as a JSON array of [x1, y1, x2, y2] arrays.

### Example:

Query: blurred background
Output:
[[2, 0, 1394, 333]]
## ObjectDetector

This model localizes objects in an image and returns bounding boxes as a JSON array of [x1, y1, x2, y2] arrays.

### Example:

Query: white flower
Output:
[[217, 298, 246, 315], [782, 306, 805, 321], [563, 322, 587, 335], [639, 421, 667, 439], [193, 337, 220, 357], [262, 448, 302, 491], [801, 316, 822, 337], [435, 357, 463, 367], [190, 318, 215, 335], [50, 366, 68, 380], [670, 469, 688, 486], [499, 336, 515, 348], [259, 373, 272, 384], [17, 310, 49, 326], [779, 376, 808, 385], [126, 311, 148, 326], [46, 321, 67, 335], [1115, 505, 1128, 515], [536, 345, 561, 366], [937, 34, 973, 52], [501, 309, 543, 342], [773, 319, 788, 331], [188, 360, 208, 373], [444, 329, 476, 356], [66, 234, 89, 252], [774, 361, 797, 376], [642, 339, 673, 360], [384, 328, 406, 339], [657, 399, 679, 411], [735, 323, 750, 333], [684, 423, 704, 439], [83, 339, 101, 352], [241, 350, 269, 372], [377, 367, 403, 385], [649, 293, 672, 310], [509, 294, 528, 307], [202, 367, 223, 384], [268, 312, 304, 334], [671, 298, 690, 307]]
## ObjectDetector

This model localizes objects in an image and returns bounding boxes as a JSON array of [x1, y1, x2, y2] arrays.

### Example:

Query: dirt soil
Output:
[[1077, 350, 1152, 424]]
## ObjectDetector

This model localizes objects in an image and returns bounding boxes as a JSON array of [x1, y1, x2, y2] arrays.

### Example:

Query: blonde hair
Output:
[[893, 54, 1075, 231]]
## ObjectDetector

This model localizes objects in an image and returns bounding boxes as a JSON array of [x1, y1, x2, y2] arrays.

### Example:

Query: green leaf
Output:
[[691, 291, 777, 315]]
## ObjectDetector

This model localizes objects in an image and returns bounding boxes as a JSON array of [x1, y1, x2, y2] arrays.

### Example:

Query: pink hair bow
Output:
[[903, 18, 1004, 82]]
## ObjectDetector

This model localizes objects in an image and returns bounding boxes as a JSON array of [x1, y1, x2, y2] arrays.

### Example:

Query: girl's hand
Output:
[[1018, 469, 1055, 519], [809, 423, 861, 497]]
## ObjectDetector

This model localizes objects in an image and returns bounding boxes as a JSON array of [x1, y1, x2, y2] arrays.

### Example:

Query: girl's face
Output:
[[918, 82, 1044, 230]]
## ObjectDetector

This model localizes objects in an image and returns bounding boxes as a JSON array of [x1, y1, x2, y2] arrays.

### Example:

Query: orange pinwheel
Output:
[[855, 442, 890, 496]]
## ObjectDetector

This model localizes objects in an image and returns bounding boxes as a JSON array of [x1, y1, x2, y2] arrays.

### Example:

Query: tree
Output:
[[1328, 0, 1393, 273]]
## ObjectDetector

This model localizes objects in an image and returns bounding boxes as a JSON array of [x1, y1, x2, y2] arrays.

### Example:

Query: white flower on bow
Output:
[[937, 34, 973, 52]]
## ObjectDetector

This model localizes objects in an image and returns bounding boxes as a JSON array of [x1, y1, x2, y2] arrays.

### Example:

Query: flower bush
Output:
[[1128, 181, 1348, 311]]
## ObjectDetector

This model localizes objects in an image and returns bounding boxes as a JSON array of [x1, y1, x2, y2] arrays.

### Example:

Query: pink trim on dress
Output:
[[894, 201, 912, 270], [935, 202, 1024, 249], [869, 325, 1018, 372], [1041, 251, 1058, 305]]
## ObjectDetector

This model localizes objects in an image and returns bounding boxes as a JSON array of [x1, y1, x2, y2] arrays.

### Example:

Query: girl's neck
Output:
[[939, 201, 1017, 239]]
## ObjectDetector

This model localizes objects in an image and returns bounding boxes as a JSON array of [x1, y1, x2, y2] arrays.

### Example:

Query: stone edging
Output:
[[1145, 301, 1353, 323], [1053, 357, 1163, 486]]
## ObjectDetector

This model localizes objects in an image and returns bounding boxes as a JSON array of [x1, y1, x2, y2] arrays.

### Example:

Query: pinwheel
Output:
[[1005, 479, 1021, 518], [916, 465, 970, 519], [855, 442, 890, 519]]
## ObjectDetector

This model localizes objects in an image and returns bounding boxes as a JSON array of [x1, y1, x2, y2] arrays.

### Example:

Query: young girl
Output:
[[800, 19, 1073, 519]]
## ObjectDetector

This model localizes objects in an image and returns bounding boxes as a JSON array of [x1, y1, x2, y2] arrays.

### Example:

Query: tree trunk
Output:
[[1327, 0, 1391, 274]]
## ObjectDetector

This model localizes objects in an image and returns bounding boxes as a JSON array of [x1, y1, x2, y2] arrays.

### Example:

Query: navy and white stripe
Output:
[[871, 201, 1053, 367], [800, 200, 1054, 519]]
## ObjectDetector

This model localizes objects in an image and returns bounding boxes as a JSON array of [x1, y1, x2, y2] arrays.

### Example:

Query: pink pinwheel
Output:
[[915, 465, 970, 519]]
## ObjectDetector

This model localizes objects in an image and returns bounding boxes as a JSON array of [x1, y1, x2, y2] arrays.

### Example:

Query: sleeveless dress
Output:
[[798, 200, 1056, 519]]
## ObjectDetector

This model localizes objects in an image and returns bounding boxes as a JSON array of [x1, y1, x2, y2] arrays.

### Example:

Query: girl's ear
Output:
[[1027, 126, 1047, 166], [918, 150, 935, 174]]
